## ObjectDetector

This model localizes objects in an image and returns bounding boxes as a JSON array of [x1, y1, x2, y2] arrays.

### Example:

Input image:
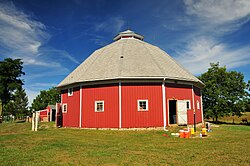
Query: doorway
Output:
[[56, 106, 63, 127], [51, 109, 56, 121], [169, 100, 177, 124]]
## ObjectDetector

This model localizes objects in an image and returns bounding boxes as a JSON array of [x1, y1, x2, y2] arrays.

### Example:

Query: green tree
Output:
[[199, 63, 248, 123], [14, 87, 29, 116], [246, 80, 250, 112], [3, 87, 29, 116], [0, 58, 25, 111], [32, 87, 60, 111], [4, 101, 15, 116]]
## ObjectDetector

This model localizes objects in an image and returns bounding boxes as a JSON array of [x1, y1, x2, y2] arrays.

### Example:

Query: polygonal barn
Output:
[[57, 30, 204, 129]]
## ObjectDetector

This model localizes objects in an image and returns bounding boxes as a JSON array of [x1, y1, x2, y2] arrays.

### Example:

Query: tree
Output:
[[15, 87, 29, 116], [3, 87, 29, 116], [199, 63, 248, 123], [31, 87, 60, 111], [226, 71, 248, 117], [0, 58, 25, 113], [246, 80, 250, 112]]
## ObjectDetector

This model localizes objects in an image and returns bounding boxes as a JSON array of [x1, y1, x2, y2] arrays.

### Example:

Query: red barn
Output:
[[39, 105, 56, 122], [57, 30, 204, 129]]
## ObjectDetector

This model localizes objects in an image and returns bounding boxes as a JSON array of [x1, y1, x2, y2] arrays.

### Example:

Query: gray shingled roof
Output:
[[58, 31, 203, 88]]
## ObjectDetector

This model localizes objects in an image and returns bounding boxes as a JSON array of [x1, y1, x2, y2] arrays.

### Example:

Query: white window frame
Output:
[[138, 100, 148, 111], [186, 100, 191, 110], [95, 101, 104, 112], [62, 104, 67, 113], [197, 100, 200, 109], [68, 88, 73, 96]]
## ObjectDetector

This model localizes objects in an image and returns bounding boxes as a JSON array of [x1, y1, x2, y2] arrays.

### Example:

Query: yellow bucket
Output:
[[202, 128, 207, 136], [190, 128, 194, 135]]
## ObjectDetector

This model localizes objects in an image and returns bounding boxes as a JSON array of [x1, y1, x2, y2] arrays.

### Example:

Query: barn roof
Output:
[[58, 30, 203, 88]]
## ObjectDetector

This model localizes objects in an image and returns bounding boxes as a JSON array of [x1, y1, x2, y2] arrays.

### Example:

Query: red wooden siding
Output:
[[39, 109, 49, 121], [39, 110, 48, 116], [61, 83, 202, 128], [82, 85, 119, 128], [194, 86, 202, 123], [122, 83, 163, 128], [165, 84, 194, 125], [61, 87, 80, 127]]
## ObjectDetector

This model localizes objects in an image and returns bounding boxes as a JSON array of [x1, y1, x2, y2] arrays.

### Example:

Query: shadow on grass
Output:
[[206, 120, 250, 126], [15, 120, 26, 123]]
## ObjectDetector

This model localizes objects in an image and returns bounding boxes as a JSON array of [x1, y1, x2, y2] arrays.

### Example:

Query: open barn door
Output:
[[56, 103, 63, 127], [177, 100, 187, 125], [169, 100, 177, 124]]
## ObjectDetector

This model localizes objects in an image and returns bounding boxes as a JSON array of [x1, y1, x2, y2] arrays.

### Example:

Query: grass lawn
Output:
[[207, 112, 250, 125], [0, 122, 249, 165]]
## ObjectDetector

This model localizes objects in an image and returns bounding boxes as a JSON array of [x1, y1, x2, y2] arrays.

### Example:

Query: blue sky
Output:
[[0, 0, 250, 105]]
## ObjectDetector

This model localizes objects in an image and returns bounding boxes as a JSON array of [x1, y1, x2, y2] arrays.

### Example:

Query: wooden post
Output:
[[35, 111, 39, 131], [55, 103, 58, 127], [194, 112, 196, 132], [32, 111, 35, 131]]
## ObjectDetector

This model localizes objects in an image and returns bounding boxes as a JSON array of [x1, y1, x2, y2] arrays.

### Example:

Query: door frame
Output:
[[168, 99, 178, 125]]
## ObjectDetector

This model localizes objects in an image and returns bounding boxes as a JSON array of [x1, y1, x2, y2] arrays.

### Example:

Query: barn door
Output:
[[177, 100, 187, 125]]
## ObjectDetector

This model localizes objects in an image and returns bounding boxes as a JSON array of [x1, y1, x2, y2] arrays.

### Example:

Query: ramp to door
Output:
[[177, 100, 187, 125]]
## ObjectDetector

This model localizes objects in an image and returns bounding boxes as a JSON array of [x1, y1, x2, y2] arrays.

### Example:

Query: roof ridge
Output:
[[76, 49, 105, 82], [118, 40, 126, 77], [77, 41, 122, 82], [151, 45, 199, 81], [142, 43, 165, 76]]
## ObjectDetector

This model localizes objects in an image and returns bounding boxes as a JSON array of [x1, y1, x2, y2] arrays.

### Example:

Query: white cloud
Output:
[[94, 16, 125, 33], [0, 2, 78, 106], [184, 0, 250, 24], [25, 82, 60, 106], [77, 16, 125, 46], [25, 89, 39, 107], [171, 0, 250, 75], [175, 37, 250, 74], [39, 47, 80, 64], [31, 83, 57, 87], [0, 1, 78, 66], [0, 2, 48, 54]]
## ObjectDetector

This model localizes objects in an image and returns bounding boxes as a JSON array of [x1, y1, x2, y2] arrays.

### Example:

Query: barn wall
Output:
[[82, 84, 119, 128], [60, 82, 203, 128], [39, 110, 48, 116], [194, 86, 202, 123], [121, 83, 163, 128], [165, 83, 194, 125], [39, 109, 48, 122], [61, 87, 80, 127]]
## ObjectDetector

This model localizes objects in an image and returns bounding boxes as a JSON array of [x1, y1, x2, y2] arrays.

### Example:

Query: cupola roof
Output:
[[113, 29, 144, 41]]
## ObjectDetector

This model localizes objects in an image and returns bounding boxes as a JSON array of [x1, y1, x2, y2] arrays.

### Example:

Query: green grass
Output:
[[207, 112, 250, 124], [0, 122, 250, 165]]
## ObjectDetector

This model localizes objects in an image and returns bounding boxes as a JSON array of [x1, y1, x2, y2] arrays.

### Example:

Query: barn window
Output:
[[62, 104, 67, 113], [138, 100, 148, 111], [197, 100, 200, 109], [95, 101, 104, 112], [68, 88, 73, 96], [186, 100, 191, 110]]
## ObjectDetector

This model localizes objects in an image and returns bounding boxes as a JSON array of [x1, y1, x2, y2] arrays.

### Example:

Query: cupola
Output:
[[113, 29, 144, 41]]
